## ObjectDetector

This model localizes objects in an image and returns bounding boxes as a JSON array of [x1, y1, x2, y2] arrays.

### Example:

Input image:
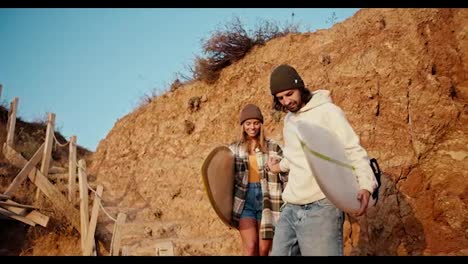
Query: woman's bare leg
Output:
[[239, 218, 259, 256]]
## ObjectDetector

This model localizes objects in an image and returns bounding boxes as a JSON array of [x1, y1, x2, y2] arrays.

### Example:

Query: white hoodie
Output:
[[279, 89, 378, 205]]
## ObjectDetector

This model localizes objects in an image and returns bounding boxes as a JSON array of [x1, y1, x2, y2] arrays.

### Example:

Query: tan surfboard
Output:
[[201, 145, 236, 229]]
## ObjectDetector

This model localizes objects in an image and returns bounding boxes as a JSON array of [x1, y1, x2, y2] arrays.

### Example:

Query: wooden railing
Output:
[[1, 90, 127, 256]]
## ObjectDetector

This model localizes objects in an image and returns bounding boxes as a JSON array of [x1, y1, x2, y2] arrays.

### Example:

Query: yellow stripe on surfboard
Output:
[[299, 140, 355, 171]]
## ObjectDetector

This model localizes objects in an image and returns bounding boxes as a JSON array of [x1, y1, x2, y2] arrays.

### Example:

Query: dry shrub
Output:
[[192, 57, 220, 84], [170, 78, 183, 92], [136, 88, 164, 109], [251, 18, 299, 45], [202, 17, 254, 71], [192, 17, 299, 84]]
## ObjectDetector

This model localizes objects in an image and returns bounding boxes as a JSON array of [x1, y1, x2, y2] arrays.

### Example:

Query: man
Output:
[[266, 64, 378, 256]]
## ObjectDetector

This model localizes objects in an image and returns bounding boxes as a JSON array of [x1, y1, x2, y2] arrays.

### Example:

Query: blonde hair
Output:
[[239, 121, 268, 154]]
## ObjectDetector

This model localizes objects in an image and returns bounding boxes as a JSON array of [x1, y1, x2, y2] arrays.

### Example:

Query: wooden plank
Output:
[[4, 143, 44, 196], [68, 135, 77, 203], [78, 159, 89, 251], [0, 201, 50, 227], [6, 97, 18, 147], [0, 194, 12, 200], [1, 145, 81, 231], [0, 207, 36, 226], [1, 144, 39, 187], [0, 201, 48, 212], [111, 213, 127, 256], [26, 165, 81, 231], [36, 113, 55, 200], [3, 145, 81, 232], [3, 143, 27, 168], [25, 210, 49, 227], [0, 199, 26, 215], [83, 185, 103, 256]]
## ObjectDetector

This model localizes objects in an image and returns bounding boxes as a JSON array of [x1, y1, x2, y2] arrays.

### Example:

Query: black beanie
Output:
[[239, 104, 264, 125], [269, 64, 305, 95]]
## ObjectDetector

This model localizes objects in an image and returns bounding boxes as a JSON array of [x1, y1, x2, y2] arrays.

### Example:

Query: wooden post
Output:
[[68, 135, 77, 202], [0, 84, 2, 100], [121, 246, 129, 256], [111, 213, 127, 256], [83, 185, 103, 256], [6, 97, 18, 147], [36, 113, 55, 200], [78, 159, 89, 251], [40, 113, 55, 176]]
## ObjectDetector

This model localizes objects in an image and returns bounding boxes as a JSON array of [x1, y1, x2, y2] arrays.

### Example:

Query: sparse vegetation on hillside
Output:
[[192, 17, 299, 84], [137, 88, 162, 108], [136, 17, 299, 109], [137, 72, 191, 109], [326, 11, 338, 25]]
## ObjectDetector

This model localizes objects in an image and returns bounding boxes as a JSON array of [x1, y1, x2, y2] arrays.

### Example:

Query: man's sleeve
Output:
[[327, 104, 378, 194]]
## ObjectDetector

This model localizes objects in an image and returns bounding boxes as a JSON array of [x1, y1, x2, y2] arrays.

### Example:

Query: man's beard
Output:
[[286, 102, 300, 112]]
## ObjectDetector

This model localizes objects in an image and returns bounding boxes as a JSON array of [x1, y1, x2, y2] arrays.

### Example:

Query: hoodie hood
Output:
[[298, 89, 332, 113]]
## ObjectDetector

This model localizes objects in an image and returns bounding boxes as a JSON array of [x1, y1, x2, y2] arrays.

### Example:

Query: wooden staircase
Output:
[[1, 92, 126, 256]]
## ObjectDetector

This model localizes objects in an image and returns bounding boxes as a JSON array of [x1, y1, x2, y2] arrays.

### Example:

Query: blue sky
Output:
[[0, 8, 360, 151]]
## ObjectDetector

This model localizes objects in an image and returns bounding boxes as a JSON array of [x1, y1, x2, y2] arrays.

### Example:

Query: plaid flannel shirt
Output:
[[229, 138, 288, 239]]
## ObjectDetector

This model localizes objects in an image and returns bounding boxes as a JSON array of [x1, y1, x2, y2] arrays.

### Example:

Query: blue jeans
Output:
[[271, 198, 344, 256], [240, 183, 263, 221]]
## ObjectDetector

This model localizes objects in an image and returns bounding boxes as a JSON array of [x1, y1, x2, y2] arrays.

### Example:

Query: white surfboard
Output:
[[295, 121, 377, 214]]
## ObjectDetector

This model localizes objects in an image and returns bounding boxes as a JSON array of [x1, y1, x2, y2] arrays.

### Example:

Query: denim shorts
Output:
[[240, 183, 263, 221]]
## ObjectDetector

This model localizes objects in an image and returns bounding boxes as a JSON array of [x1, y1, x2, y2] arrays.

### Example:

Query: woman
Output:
[[229, 103, 288, 256]]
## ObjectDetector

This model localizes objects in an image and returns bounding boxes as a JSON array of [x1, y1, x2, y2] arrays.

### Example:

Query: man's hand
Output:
[[266, 157, 281, 174], [355, 189, 371, 216]]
